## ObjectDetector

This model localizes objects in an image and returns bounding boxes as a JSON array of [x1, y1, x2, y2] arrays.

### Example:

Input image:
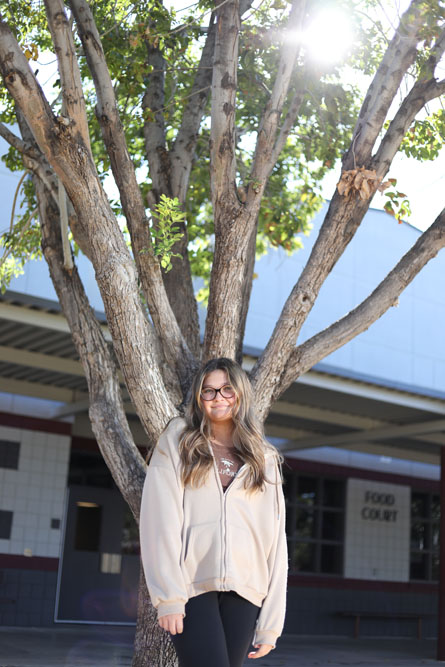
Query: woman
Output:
[[140, 357, 288, 667]]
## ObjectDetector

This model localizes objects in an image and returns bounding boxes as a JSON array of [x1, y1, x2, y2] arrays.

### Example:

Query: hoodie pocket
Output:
[[228, 524, 269, 596], [183, 522, 220, 584]]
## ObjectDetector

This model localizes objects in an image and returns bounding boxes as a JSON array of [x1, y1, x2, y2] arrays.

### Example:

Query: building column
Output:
[[438, 447, 445, 660]]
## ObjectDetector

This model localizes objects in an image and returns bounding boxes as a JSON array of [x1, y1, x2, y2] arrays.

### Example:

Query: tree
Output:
[[0, 0, 445, 664]]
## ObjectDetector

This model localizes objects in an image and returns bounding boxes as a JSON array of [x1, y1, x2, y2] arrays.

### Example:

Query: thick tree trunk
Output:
[[133, 567, 178, 667], [35, 171, 178, 666], [33, 168, 145, 516]]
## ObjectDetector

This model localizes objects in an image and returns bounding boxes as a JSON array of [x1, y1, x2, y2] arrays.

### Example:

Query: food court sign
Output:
[[344, 478, 410, 581], [361, 489, 398, 522]]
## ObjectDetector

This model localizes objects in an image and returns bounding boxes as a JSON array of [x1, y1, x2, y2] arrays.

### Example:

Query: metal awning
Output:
[[2, 290, 445, 465]]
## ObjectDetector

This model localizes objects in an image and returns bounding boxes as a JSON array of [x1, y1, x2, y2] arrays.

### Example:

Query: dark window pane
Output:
[[0, 510, 13, 539], [432, 524, 440, 550], [295, 508, 316, 539], [411, 522, 427, 550], [412, 493, 428, 519], [323, 479, 344, 508], [0, 440, 20, 470], [74, 503, 102, 551], [68, 452, 113, 489], [432, 553, 440, 581], [121, 504, 140, 555], [322, 511, 344, 541], [291, 541, 315, 572], [410, 552, 428, 580], [321, 544, 343, 574], [296, 477, 318, 506], [431, 496, 440, 521]]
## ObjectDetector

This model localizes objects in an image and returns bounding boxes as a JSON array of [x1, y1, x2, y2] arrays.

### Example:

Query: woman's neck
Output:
[[210, 420, 235, 447]]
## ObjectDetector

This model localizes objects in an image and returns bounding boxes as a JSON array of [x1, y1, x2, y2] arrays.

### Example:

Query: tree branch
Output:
[[0, 118, 59, 204], [250, 1, 440, 408], [373, 76, 445, 177], [209, 0, 240, 208], [140, 17, 202, 358], [247, 0, 306, 202], [143, 34, 169, 198], [0, 121, 39, 158], [10, 107, 92, 256], [69, 0, 198, 390], [159, 19, 218, 357], [372, 23, 445, 176], [202, 0, 247, 360], [171, 16, 216, 201], [0, 20, 60, 158], [36, 175, 146, 518], [270, 85, 306, 166], [268, 207, 445, 413], [204, 0, 307, 361], [43, 0, 91, 152], [15, 108, 146, 517], [342, 0, 426, 169], [0, 17, 177, 438]]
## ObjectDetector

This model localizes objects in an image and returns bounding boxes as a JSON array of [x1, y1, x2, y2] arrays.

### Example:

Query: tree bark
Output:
[[0, 17, 177, 440], [69, 0, 197, 394], [269, 206, 445, 412], [204, 0, 307, 360], [36, 173, 178, 667], [342, 0, 425, 170], [143, 34, 200, 357], [133, 567, 178, 667], [32, 162, 145, 518], [250, 1, 445, 412], [17, 116, 178, 666]]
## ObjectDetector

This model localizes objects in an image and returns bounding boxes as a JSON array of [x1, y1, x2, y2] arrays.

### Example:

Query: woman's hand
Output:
[[248, 643, 274, 659], [158, 613, 184, 635]]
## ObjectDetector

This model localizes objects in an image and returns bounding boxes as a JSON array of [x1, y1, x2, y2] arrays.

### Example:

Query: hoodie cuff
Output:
[[157, 601, 186, 619], [253, 628, 278, 647]]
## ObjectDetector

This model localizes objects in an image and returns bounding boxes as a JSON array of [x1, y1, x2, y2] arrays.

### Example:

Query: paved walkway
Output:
[[0, 626, 441, 666]]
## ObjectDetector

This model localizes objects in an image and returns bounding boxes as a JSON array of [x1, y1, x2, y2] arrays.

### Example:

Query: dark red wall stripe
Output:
[[0, 554, 59, 571], [284, 456, 440, 492], [0, 411, 71, 436]]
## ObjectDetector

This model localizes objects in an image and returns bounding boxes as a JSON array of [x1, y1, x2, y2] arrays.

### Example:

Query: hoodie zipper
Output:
[[212, 456, 246, 590], [212, 460, 246, 591]]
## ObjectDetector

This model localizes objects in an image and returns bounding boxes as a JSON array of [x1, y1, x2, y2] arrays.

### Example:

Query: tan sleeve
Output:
[[253, 476, 288, 647], [139, 421, 188, 618]]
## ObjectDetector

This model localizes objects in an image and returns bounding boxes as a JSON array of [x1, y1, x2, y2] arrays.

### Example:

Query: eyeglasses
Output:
[[200, 384, 236, 401]]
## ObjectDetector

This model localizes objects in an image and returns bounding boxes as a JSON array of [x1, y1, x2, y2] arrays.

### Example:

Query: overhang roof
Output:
[[1, 290, 445, 465]]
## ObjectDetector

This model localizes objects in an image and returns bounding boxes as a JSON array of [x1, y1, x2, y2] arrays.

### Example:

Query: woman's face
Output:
[[200, 369, 236, 425]]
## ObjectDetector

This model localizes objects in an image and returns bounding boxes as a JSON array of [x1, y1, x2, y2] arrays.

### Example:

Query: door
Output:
[[56, 485, 139, 623]]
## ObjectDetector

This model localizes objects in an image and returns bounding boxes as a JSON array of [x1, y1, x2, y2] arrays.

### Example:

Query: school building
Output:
[[0, 156, 444, 639]]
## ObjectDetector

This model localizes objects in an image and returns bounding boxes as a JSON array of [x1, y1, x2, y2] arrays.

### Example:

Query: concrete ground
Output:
[[0, 626, 442, 667]]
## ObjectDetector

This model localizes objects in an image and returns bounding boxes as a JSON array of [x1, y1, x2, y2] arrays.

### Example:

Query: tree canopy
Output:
[[0, 0, 408, 290]]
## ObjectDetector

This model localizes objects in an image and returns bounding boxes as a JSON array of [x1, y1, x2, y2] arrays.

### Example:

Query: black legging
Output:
[[170, 591, 260, 667]]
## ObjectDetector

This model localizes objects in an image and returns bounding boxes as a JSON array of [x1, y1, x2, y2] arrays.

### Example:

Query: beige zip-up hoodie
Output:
[[140, 417, 288, 647]]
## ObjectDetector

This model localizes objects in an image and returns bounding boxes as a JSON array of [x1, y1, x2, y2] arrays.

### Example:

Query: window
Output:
[[285, 473, 345, 575], [0, 440, 20, 470], [68, 451, 113, 488], [74, 502, 102, 551], [0, 510, 13, 539], [410, 491, 440, 581]]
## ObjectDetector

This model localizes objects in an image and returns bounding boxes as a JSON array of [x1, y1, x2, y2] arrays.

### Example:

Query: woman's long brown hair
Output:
[[179, 358, 280, 491]]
